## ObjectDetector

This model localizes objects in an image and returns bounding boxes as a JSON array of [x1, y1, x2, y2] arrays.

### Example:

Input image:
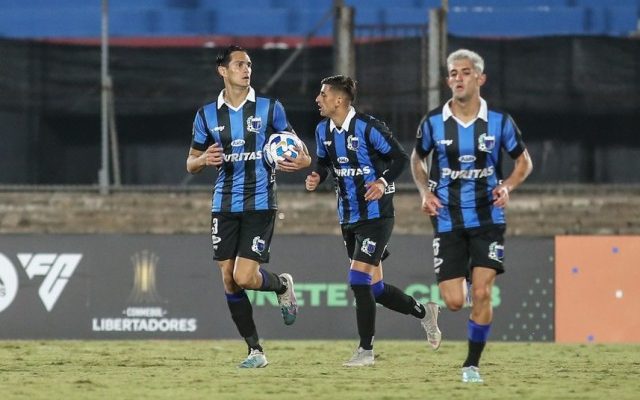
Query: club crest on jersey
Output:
[[246, 116, 262, 133], [212, 125, 225, 132], [488, 241, 504, 263], [252, 236, 266, 255], [323, 140, 332, 147], [347, 135, 359, 151], [478, 133, 496, 153], [361, 238, 376, 256]]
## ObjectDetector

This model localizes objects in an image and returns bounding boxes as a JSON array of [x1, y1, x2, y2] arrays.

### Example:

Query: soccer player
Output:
[[186, 45, 311, 368], [411, 49, 533, 382], [305, 75, 441, 367]]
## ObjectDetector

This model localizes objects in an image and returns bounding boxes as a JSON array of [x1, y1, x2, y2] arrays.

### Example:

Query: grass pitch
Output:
[[1, 340, 638, 399]]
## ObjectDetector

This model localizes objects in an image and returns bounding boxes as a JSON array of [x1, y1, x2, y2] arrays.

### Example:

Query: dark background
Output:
[[1, 36, 639, 185]]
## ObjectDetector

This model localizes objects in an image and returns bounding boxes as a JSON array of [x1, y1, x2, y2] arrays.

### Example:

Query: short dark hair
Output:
[[216, 45, 247, 67], [321, 75, 357, 102]]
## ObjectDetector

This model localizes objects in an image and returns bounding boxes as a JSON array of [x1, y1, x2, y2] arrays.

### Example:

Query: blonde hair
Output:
[[447, 49, 485, 74]]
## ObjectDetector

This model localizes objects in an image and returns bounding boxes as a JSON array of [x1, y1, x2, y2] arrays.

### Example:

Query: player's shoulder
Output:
[[416, 106, 443, 130], [254, 91, 280, 105], [315, 117, 330, 131], [486, 105, 512, 120], [355, 112, 392, 135], [200, 99, 216, 110]]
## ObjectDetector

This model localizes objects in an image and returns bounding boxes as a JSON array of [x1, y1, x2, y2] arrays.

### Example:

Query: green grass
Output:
[[0, 340, 639, 399]]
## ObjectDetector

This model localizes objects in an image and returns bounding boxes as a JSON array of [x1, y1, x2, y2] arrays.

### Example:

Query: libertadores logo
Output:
[[91, 250, 198, 333]]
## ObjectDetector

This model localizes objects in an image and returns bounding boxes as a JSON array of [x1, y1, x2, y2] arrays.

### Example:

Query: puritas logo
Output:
[[19, 253, 82, 311]]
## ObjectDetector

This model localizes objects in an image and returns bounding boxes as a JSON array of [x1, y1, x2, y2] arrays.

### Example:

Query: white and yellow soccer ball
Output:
[[264, 131, 302, 166]]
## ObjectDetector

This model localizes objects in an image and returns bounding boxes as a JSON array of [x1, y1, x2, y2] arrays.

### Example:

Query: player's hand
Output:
[[305, 171, 320, 191], [422, 192, 443, 216], [492, 184, 510, 208], [364, 179, 385, 201], [203, 143, 223, 167], [277, 145, 311, 172]]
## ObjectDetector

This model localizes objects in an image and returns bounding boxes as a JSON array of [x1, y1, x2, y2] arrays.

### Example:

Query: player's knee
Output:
[[471, 285, 491, 304], [445, 298, 465, 311], [232, 272, 255, 289], [441, 292, 465, 311]]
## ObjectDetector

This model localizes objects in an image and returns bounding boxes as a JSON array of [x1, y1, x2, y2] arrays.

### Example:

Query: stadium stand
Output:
[[0, 0, 638, 38]]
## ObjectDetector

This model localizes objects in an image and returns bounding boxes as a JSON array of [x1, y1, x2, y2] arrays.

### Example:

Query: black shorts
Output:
[[341, 217, 394, 266], [210, 210, 275, 264], [432, 224, 506, 283]]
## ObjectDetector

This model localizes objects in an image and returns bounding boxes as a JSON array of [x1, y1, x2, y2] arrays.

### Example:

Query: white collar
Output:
[[443, 97, 488, 128], [330, 106, 356, 133], [217, 87, 256, 111]]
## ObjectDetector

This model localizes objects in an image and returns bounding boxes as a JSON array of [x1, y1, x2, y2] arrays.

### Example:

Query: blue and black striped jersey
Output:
[[415, 99, 526, 233], [315, 107, 409, 225], [191, 88, 292, 212]]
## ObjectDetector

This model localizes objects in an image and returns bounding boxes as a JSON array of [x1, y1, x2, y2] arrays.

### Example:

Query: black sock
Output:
[[226, 294, 262, 352], [351, 284, 376, 350], [463, 340, 486, 367], [244, 333, 263, 354], [375, 283, 426, 319], [258, 268, 286, 294]]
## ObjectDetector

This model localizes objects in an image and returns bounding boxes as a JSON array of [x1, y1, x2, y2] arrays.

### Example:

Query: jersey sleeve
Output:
[[368, 121, 409, 183], [190, 108, 211, 151], [314, 122, 331, 183], [414, 115, 434, 158], [272, 100, 294, 133], [502, 114, 526, 159]]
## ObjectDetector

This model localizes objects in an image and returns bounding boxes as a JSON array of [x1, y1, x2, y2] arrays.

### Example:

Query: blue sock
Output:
[[464, 319, 491, 367], [225, 290, 247, 303], [468, 319, 491, 342]]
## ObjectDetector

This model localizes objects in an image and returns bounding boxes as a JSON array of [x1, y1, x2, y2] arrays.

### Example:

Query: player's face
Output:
[[315, 84, 340, 118], [447, 58, 485, 101], [219, 51, 252, 88]]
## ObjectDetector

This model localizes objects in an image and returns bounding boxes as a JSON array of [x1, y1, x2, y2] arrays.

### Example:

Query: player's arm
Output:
[[278, 137, 312, 172], [492, 115, 533, 207], [305, 156, 331, 192], [187, 108, 223, 174], [411, 119, 442, 216], [365, 135, 408, 201], [492, 149, 532, 208], [410, 150, 441, 216], [186, 144, 223, 174], [271, 101, 312, 171]]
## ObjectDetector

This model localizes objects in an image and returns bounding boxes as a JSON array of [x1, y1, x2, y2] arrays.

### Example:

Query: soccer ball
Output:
[[265, 131, 302, 166]]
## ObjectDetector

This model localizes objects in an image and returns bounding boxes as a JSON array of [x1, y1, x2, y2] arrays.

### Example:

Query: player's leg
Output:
[[234, 210, 297, 325], [434, 229, 471, 312], [338, 221, 375, 366], [371, 263, 442, 350], [212, 212, 267, 368], [461, 224, 505, 382], [344, 258, 377, 367]]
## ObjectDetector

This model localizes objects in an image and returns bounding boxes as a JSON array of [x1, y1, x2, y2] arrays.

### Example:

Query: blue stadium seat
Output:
[[0, 8, 100, 38], [605, 6, 640, 36], [353, 8, 386, 25], [452, 0, 569, 7], [449, 7, 588, 37], [212, 9, 293, 36], [273, 0, 333, 9], [289, 9, 334, 37], [584, 6, 639, 35], [346, 0, 424, 8], [572, 0, 639, 7], [200, 0, 276, 9], [383, 8, 430, 25]]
